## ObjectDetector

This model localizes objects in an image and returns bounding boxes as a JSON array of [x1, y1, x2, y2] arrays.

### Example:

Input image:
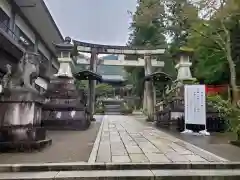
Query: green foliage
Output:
[[127, 0, 168, 99], [75, 80, 88, 90], [95, 107, 104, 114], [207, 95, 235, 120], [165, 0, 199, 50], [193, 44, 229, 84], [128, 0, 166, 47], [95, 106, 105, 114], [126, 69, 145, 97], [126, 0, 240, 104], [95, 100, 105, 114], [207, 95, 240, 137], [75, 81, 114, 97], [164, 0, 240, 88], [95, 83, 114, 96], [182, 79, 198, 85], [121, 102, 133, 115]]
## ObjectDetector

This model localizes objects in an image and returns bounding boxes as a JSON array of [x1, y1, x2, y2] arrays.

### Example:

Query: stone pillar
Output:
[[143, 85, 147, 111], [120, 87, 124, 99], [44, 55, 53, 79], [8, 8, 15, 36], [126, 89, 129, 97], [34, 37, 39, 53], [153, 88, 156, 110], [89, 48, 98, 119], [144, 54, 154, 121], [113, 88, 116, 97]]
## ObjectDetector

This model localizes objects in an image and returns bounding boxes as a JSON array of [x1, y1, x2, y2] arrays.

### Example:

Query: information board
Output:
[[184, 85, 206, 125]]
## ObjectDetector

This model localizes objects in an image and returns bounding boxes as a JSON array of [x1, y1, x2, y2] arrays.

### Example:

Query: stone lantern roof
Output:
[[53, 37, 74, 51]]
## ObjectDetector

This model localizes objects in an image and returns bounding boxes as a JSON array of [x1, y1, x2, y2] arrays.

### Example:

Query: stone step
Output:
[[105, 109, 122, 113], [105, 108, 121, 110], [105, 111, 121, 113], [1, 162, 240, 172], [1, 169, 240, 179], [105, 107, 121, 110]]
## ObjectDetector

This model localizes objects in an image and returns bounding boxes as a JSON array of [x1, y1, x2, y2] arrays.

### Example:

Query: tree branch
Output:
[[191, 28, 225, 51]]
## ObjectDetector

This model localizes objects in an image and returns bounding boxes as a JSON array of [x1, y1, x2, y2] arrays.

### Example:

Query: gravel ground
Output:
[[0, 117, 103, 164]]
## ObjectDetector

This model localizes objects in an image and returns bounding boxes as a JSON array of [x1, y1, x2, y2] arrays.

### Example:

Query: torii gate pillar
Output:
[[144, 54, 155, 121], [89, 48, 98, 121]]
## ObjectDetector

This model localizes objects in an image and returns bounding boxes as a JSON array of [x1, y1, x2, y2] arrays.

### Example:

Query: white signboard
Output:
[[184, 85, 206, 125]]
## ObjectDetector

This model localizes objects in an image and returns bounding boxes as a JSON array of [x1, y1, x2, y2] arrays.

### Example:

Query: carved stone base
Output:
[[0, 90, 51, 152], [41, 110, 91, 130], [0, 126, 51, 152], [42, 76, 90, 131]]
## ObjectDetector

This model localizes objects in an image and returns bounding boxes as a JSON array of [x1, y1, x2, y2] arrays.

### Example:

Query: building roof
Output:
[[102, 75, 125, 81], [144, 72, 172, 82], [13, 0, 64, 55], [97, 55, 126, 78], [74, 70, 102, 81], [102, 55, 118, 60]]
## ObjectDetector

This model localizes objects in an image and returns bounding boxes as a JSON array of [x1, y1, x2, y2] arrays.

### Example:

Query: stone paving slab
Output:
[[92, 115, 227, 163], [129, 154, 149, 163], [112, 156, 131, 163]]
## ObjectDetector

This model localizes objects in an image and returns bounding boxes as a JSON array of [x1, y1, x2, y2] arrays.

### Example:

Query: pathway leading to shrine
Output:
[[90, 115, 227, 163]]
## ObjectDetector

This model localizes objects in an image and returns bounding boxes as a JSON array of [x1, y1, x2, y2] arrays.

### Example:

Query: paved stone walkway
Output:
[[91, 115, 227, 163]]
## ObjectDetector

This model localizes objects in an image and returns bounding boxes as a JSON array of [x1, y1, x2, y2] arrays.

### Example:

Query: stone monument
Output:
[[41, 37, 90, 130], [0, 52, 51, 151]]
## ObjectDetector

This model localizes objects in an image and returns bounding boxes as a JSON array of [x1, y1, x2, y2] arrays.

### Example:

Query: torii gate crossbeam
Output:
[[73, 40, 165, 55]]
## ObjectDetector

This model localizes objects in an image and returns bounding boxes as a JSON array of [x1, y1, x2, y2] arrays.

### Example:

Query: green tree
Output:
[[127, 0, 167, 99], [95, 83, 114, 96], [164, 0, 240, 104], [164, 0, 199, 51], [191, 0, 240, 104], [75, 80, 113, 97]]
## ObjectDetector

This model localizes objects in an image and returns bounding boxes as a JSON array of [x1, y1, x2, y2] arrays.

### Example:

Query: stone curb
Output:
[[88, 115, 106, 163], [1, 169, 240, 180], [2, 162, 240, 172]]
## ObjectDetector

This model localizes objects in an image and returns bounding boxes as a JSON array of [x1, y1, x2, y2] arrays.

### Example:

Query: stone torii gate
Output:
[[73, 40, 165, 120]]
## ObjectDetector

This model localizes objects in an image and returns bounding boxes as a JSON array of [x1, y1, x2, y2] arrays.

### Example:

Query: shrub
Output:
[[95, 100, 105, 114], [121, 102, 133, 114], [207, 94, 240, 139], [95, 106, 105, 114]]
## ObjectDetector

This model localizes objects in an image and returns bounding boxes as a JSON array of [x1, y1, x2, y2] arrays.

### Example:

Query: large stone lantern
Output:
[[54, 36, 73, 78], [175, 47, 196, 81], [41, 37, 91, 130]]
